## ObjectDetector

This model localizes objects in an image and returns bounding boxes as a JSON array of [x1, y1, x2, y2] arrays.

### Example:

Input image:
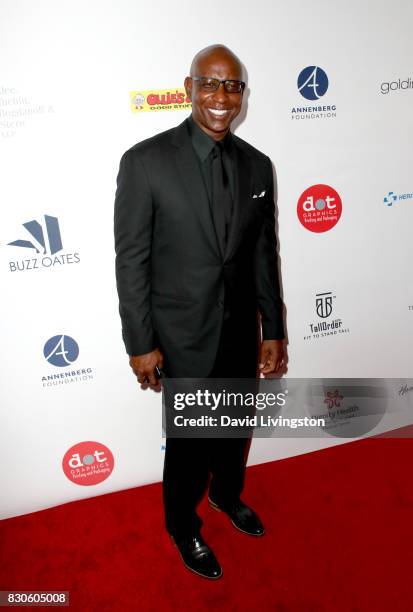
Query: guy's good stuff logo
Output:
[[130, 89, 192, 112]]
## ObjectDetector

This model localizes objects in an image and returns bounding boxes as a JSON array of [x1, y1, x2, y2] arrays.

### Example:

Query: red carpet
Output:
[[1, 434, 413, 611]]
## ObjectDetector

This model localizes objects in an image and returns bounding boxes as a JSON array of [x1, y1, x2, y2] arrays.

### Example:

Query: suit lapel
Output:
[[224, 141, 252, 262], [171, 121, 221, 258]]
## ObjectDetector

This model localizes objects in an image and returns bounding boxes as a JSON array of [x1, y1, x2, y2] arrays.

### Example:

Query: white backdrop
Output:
[[1, 0, 412, 519]]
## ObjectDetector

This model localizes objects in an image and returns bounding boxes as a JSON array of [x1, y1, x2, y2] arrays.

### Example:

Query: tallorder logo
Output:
[[381, 77, 413, 94], [130, 88, 192, 112], [292, 66, 336, 121], [297, 184, 342, 232], [41, 335, 94, 388], [7, 214, 80, 272], [304, 291, 350, 341], [62, 441, 114, 486], [316, 291, 335, 318], [383, 190, 413, 206]]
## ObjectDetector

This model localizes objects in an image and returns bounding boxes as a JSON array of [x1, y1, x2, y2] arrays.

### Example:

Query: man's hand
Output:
[[258, 339, 285, 376], [129, 348, 164, 388]]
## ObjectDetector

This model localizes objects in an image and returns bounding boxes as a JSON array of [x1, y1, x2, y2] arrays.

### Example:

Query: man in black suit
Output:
[[114, 44, 285, 579]]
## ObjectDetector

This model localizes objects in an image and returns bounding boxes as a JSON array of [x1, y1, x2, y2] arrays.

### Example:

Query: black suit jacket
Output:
[[114, 118, 284, 377]]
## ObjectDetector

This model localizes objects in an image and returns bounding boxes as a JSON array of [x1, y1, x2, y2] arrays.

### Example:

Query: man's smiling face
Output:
[[185, 47, 244, 141]]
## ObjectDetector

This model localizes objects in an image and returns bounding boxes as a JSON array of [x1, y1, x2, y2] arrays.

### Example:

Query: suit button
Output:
[[217, 300, 224, 308]]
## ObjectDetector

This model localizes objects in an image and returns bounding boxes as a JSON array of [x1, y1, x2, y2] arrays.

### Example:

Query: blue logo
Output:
[[44, 335, 79, 367], [383, 191, 413, 206], [298, 66, 329, 100], [383, 192, 398, 207], [8, 215, 63, 255]]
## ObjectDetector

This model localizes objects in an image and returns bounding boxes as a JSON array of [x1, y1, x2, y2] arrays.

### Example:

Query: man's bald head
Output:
[[184, 44, 245, 141], [190, 45, 243, 81]]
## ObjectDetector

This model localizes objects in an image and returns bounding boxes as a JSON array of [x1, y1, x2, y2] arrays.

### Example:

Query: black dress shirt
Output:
[[186, 114, 235, 202]]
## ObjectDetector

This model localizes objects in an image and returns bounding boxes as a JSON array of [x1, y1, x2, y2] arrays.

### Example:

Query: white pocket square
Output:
[[252, 190, 266, 199]]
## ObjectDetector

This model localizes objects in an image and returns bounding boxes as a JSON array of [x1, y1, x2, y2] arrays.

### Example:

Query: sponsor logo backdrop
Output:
[[1, 0, 412, 518]]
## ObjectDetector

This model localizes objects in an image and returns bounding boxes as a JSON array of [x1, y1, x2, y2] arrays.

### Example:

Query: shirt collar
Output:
[[187, 114, 233, 162]]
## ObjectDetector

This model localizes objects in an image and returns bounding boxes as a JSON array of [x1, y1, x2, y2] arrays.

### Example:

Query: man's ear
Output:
[[184, 76, 192, 100]]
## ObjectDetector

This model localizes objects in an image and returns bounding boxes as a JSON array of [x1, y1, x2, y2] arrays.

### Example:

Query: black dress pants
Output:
[[162, 316, 258, 538]]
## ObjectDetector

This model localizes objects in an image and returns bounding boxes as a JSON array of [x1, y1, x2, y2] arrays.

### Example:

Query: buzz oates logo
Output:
[[42, 334, 94, 388], [297, 184, 342, 232], [304, 292, 350, 341], [292, 66, 337, 121], [7, 214, 80, 272], [62, 441, 114, 486]]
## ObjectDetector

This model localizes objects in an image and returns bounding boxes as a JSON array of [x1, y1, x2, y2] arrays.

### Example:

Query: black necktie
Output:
[[211, 141, 233, 256]]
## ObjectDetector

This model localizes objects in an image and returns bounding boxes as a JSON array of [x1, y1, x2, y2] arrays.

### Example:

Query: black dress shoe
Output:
[[171, 534, 223, 579], [209, 497, 265, 536]]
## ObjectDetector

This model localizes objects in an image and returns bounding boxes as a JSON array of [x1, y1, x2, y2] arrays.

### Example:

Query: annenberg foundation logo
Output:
[[292, 66, 337, 121], [6, 214, 80, 272], [42, 335, 93, 388], [62, 441, 114, 486], [130, 88, 192, 112], [297, 184, 342, 232], [44, 335, 79, 367], [298, 66, 329, 100], [304, 291, 350, 341]]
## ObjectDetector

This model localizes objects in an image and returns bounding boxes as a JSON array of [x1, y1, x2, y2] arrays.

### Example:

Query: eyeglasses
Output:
[[190, 76, 245, 94]]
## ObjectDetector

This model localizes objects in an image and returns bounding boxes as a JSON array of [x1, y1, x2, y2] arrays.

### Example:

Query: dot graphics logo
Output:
[[6, 214, 80, 272], [62, 441, 114, 486], [42, 335, 93, 388], [292, 66, 337, 121], [297, 184, 342, 232]]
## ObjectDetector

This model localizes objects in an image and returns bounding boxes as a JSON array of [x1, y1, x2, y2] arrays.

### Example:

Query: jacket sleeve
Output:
[[254, 156, 285, 340], [114, 149, 155, 355]]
